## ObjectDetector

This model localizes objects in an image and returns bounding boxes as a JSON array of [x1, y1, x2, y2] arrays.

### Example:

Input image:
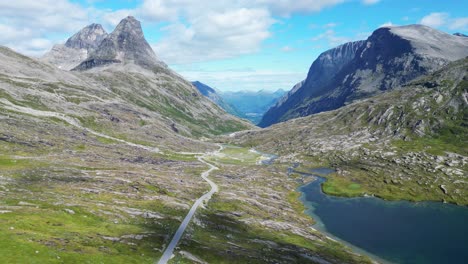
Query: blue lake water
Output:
[[299, 169, 468, 264]]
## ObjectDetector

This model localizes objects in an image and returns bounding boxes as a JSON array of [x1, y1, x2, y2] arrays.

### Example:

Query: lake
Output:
[[299, 169, 468, 264]]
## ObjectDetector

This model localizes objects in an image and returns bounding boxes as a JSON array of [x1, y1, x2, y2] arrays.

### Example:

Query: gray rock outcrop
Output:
[[259, 24, 468, 127]]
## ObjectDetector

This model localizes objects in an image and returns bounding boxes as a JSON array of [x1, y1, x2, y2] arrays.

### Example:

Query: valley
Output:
[[0, 8, 467, 264]]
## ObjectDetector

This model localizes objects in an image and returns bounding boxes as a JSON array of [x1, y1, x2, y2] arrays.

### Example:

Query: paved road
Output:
[[0, 98, 222, 264], [157, 145, 221, 264]]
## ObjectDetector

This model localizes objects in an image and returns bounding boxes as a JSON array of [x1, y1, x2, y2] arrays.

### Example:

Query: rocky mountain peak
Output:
[[259, 24, 468, 127], [64, 23, 108, 50], [113, 16, 144, 37], [41, 23, 108, 70], [73, 16, 162, 71]]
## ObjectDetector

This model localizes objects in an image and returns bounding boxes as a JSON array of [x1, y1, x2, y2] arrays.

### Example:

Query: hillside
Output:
[[260, 25, 468, 127], [0, 17, 373, 264], [230, 58, 468, 205]]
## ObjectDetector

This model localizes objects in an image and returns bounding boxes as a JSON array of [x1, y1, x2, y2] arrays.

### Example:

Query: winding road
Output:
[[157, 145, 221, 264], [0, 99, 222, 263]]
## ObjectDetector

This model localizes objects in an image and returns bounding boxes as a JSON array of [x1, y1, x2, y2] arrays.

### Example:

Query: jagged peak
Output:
[[73, 16, 163, 71], [65, 23, 108, 50]]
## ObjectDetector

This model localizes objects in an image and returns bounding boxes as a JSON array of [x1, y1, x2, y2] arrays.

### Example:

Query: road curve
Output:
[[0, 99, 222, 263], [157, 145, 222, 264]]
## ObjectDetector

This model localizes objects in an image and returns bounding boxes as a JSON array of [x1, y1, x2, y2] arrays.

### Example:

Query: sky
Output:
[[0, 0, 467, 92]]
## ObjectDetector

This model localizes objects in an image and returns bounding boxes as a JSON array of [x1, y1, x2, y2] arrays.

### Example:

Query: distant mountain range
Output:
[[259, 25, 468, 127], [191, 81, 242, 117], [192, 81, 285, 124], [220, 89, 286, 124]]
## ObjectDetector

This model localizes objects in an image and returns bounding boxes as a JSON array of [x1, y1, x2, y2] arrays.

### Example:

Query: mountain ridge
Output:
[[259, 24, 468, 127], [73, 16, 165, 71], [41, 23, 108, 70], [230, 57, 468, 205]]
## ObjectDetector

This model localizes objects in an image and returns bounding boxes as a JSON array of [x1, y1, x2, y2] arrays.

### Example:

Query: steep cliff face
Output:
[[64, 23, 108, 50], [41, 24, 108, 70], [73, 16, 165, 70], [231, 58, 468, 205], [259, 40, 365, 127], [260, 25, 468, 127]]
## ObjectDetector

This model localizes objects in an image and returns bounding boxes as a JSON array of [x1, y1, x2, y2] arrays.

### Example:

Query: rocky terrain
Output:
[[73, 16, 166, 71], [260, 25, 468, 127], [0, 16, 373, 264], [41, 24, 108, 70], [230, 58, 468, 205]]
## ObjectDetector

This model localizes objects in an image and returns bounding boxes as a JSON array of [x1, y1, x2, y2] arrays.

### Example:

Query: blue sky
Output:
[[0, 0, 467, 91]]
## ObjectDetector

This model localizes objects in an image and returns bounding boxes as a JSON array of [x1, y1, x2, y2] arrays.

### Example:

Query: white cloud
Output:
[[420, 12, 448, 27], [312, 29, 352, 47], [362, 0, 380, 5], [0, 0, 364, 62], [153, 8, 275, 64], [176, 67, 306, 91], [256, 0, 345, 16], [449, 17, 468, 30], [0, 0, 93, 56], [281, 46, 294, 52], [380, 21, 396, 27], [102, 9, 135, 27], [420, 12, 468, 31]]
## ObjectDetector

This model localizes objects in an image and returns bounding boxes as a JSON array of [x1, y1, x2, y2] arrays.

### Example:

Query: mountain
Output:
[[0, 17, 370, 263], [73, 16, 166, 70], [15, 17, 253, 147], [454, 33, 468, 37], [260, 40, 365, 127], [230, 58, 468, 205], [41, 23, 108, 70], [222, 89, 286, 124], [191, 81, 242, 117], [259, 25, 468, 127]]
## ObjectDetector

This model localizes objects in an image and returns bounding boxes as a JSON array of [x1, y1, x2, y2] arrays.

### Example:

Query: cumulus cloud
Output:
[[448, 17, 468, 30], [380, 21, 396, 27], [312, 29, 352, 47], [420, 12, 468, 31], [420, 12, 449, 27], [153, 8, 275, 64], [0, 0, 93, 56], [0, 0, 362, 61], [281, 46, 294, 52]]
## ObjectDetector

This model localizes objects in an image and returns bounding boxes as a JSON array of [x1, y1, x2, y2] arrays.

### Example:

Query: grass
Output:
[[176, 200, 372, 264], [287, 191, 315, 224], [0, 205, 159, 264], [206, 146, 263, 165], [321, 175, 365, 197]]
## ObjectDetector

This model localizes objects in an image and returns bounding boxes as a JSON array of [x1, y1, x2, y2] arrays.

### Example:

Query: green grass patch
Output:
[[322, 175, 365, 197], [207, 146, 262, 165]]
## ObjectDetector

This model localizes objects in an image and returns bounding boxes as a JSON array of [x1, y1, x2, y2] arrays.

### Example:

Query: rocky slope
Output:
[[41, 24, 108, 70], [230, 58, 468, 205], [73, 16, 166, 70], [260, 25, 468, 127], [2, 19, 253, 151], [192, 81, 242, 118], [0, 18, 370, 263]]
